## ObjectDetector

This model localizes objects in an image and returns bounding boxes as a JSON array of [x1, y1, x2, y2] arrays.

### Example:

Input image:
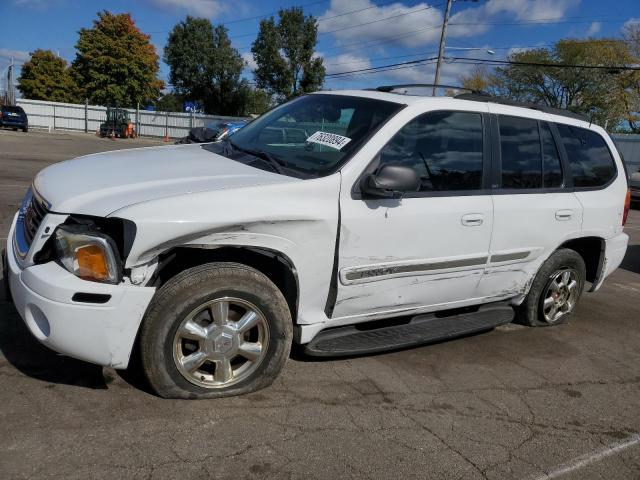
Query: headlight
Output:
[[54, 225, 121, 284]]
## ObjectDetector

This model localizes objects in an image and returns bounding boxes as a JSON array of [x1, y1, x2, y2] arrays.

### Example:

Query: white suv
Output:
[[4, 87, 631, 399]]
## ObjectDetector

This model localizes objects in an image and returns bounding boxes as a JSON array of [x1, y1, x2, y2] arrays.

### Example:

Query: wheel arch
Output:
[[557, 236, 605, 288], [147, 245, 300, 323]]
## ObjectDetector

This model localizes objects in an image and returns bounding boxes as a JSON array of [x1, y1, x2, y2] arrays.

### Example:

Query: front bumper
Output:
[[6, 215, 155, 368]]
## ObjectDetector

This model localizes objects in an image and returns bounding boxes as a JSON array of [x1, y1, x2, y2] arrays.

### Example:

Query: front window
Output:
[[224, 94, 403, 178]]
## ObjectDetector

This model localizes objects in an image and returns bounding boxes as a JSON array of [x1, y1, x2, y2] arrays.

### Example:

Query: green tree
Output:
[[622, 22, 640, 132], [490, 39, 638, 127], [251, 7, 325, 100], [17, 49, 79, 102], [164, 17, 245, 115], [71, 10, 163, 107], [459, 65, 493, 94], [155, 93, 184, 112], [235, 82, 273, 116]]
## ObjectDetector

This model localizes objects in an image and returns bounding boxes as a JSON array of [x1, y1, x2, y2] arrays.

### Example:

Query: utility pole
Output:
[[8, 56, 15, 105], [433, 0, 453, 96]]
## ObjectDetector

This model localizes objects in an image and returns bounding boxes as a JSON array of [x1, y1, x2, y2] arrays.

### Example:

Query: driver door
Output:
[[332, 109, 494, 321]]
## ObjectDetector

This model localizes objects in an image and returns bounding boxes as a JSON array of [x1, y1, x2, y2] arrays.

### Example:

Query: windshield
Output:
[[227, 94, 403, 178]]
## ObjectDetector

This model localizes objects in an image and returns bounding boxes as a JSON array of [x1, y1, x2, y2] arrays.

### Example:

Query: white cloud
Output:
[[146, 0, 225, 17], [319, 0, 578, 48], [0, 49, 31, 63], [446, 0, 579, 38], [586, 21, 601, 36], [11, 0, 53, 8], [324, 53, 372, 75], [242, 52, 257, 71], [319, 0, 443, 48], [623, 17, 640, 29]]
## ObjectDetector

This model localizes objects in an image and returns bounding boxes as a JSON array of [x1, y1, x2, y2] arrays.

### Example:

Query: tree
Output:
[[18, 50, 79, 102], [459, 65, 493, 94], [251, 7, 325, 100], [489, 39, 639, 127], [71, 10, 163, 107], [164, 17, 245, 115], [155, 93, 184, 112], [235, 82, 273, 116], [622, 22, 640, 132]]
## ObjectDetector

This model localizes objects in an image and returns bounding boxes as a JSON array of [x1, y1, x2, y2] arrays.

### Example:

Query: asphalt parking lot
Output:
[[1, 129, 639, 479]]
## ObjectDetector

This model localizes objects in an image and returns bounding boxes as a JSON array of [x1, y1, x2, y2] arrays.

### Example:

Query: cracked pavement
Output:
[[1, 129, 639, 479]]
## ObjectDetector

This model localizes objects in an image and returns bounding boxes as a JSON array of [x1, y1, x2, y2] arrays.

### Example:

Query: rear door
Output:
[[477, 113, 583, 298]]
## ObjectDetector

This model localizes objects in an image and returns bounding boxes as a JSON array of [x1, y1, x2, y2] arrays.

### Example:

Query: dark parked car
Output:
[[0, 105, 28, 132]]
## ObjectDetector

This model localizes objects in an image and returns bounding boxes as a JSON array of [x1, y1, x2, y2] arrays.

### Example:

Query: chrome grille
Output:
[[22, 190, 49, 245]]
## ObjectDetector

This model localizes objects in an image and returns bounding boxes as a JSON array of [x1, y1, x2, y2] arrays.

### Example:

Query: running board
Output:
[[304, 303, 515, 357]]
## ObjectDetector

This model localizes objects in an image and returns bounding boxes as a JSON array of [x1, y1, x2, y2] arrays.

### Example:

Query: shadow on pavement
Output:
[[0, 276, 112, 389], [620, 244, 640, 275]]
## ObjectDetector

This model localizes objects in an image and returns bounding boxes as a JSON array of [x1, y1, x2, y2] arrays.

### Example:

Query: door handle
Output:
[[461, 213, 484, 226], [555, 210, 573, 221]]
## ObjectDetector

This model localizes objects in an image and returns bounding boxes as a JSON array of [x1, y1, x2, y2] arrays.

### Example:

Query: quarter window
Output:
[[499, 116, 541, 189], [556, 124, 616, 187], [378, 111, 484, 192]]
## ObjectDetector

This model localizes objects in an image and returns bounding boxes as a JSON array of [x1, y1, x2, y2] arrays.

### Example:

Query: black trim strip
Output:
[[343, 256, 488, 282], [324, 200, 341, 318], [72, 292, 112, 304], [490, 251, 530, 262]]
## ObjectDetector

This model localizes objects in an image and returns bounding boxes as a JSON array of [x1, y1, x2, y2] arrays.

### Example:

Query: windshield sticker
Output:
[[306, 131, 352, 150]]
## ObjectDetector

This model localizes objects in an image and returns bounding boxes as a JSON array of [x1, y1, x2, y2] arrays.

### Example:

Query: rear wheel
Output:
[[139, 262, 292, 399], [516, 248, 586, 327]]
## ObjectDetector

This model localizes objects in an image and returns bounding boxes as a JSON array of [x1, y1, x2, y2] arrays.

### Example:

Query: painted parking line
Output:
[[531, 433, 640, 479]]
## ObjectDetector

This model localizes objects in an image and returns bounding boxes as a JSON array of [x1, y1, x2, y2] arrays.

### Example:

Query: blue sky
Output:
[[1, 0, 639, 95]]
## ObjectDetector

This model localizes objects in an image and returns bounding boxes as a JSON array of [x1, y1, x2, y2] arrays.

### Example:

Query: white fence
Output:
[[16, 98, 247, 139]]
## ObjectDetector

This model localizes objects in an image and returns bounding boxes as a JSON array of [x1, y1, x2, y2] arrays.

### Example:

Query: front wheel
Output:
[[139, 263, 293, 399], [516, 248, 586, 327]]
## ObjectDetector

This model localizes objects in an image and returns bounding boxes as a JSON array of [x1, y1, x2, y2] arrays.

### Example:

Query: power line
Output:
[[235, 5, 445, 48], [319, 2, 445, 36], [326, 57, 438, 77], [449, 16, 628, 27], [148, 0, 329, 34], [324, 61, 439, 81], [229, 0, 430, 39], [446, 56, 640, 70]]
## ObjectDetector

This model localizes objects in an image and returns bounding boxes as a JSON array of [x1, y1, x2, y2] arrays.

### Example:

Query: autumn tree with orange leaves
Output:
[[72, 10, 163, 107]]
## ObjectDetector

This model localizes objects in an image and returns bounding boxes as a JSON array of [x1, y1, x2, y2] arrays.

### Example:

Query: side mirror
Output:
[[360, 164, 420, 199]]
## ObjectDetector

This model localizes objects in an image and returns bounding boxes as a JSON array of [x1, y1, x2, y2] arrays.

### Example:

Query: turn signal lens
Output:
[[623, 189, 631, 226], [76, 244, 110, 281]]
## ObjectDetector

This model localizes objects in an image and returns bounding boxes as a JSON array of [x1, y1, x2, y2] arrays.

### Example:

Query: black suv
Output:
[[0, 105, 28, 132]]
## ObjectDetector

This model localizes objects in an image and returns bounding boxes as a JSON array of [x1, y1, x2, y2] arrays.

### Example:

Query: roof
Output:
[[315, 89, 593, 127]]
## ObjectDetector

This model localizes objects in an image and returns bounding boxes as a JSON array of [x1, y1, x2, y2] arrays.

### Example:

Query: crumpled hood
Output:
[[33, 143, 298, 216]]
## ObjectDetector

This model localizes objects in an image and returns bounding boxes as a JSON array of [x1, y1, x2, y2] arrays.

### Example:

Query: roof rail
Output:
[[371, 84, 484, 95], [454, 93, 590, 122]]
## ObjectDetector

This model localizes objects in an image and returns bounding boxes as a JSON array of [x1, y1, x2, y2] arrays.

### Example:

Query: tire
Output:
[[516, 248, 586, 327], [139, 262, 292, 399], [22, 126, 28, 133]]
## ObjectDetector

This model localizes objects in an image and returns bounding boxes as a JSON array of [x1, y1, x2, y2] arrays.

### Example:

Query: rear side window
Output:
[[378, 111, 484, 192], [499, 116, 541, 189], [541, 123, 563, 188], [556, 124, 616, 188], [3, 106, 24, 114]]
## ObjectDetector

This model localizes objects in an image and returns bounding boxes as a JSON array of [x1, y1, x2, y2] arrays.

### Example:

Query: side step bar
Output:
[[304, 303, 515, 357]]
